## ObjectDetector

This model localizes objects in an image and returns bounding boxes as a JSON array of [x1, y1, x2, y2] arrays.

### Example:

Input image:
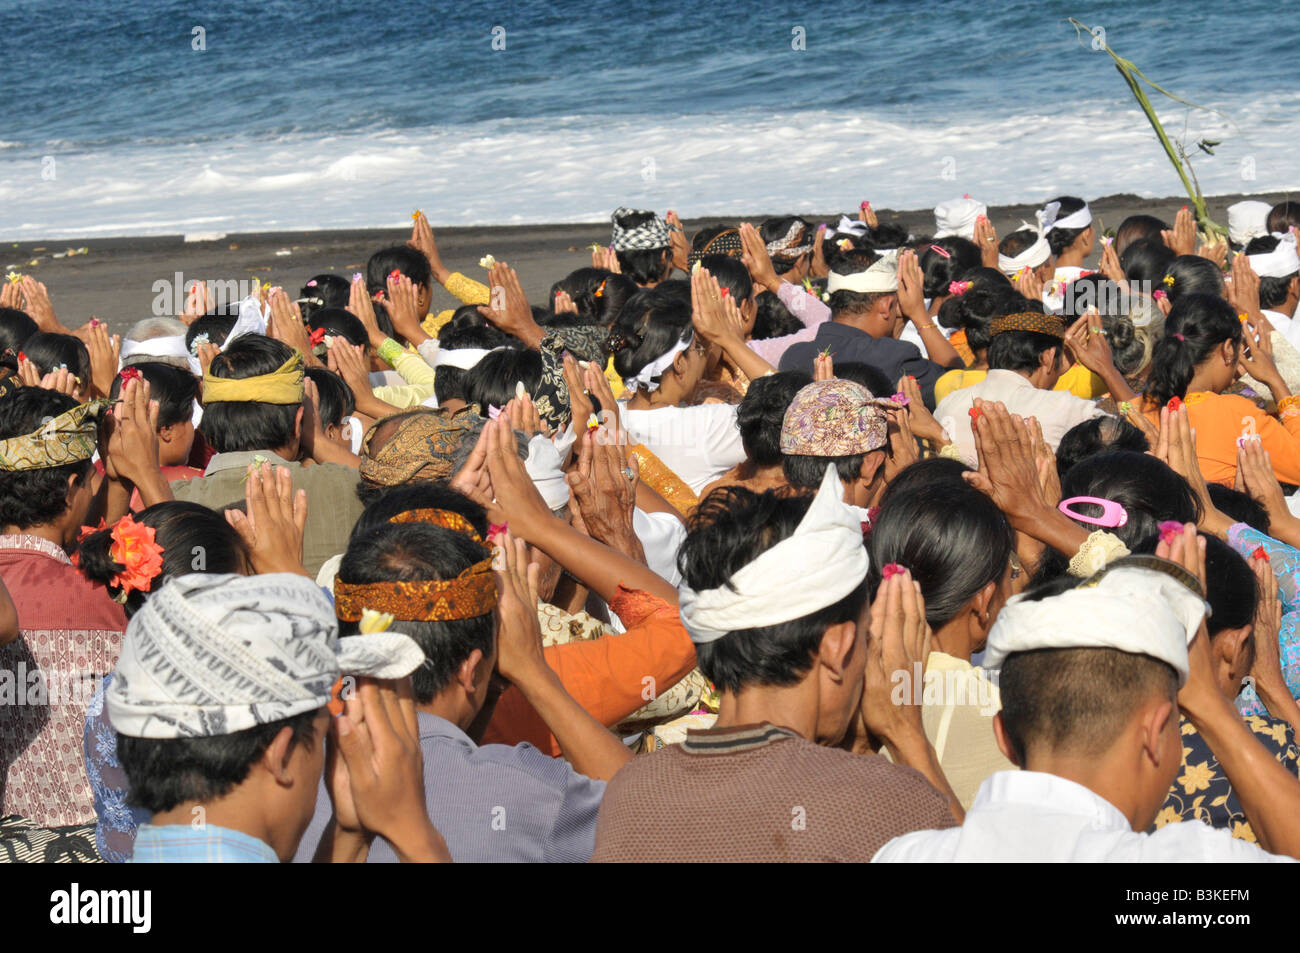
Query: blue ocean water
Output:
[[0, 0, 1295, 238]]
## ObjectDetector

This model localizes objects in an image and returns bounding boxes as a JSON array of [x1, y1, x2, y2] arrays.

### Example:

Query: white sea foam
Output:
[[2, 97, 1298, 240]]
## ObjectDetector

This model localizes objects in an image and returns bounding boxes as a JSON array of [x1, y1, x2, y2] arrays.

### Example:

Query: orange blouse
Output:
[[1142, 392, 1300, 486], [481, 587, 695, 755]]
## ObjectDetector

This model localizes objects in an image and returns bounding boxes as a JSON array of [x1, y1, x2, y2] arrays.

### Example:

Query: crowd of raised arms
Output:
[[3, 195, 1300, 863]]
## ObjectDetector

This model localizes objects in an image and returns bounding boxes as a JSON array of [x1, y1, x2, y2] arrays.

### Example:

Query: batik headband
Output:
[[988, 312, 1066, 339], [202, 352, 304, 405], [388, 508, 483, 542], [0, 398, 106, 471], [334, 557, 499, 622]]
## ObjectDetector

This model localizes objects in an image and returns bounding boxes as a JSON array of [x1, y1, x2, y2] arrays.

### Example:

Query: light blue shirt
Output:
[[129, 823, 279, 863]]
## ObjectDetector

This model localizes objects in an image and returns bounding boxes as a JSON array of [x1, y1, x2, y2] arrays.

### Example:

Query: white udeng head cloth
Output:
[[825, 250, 899, 295], [107, 572, 426, 738], [1248, 231, 1300, 279], [982, 564, 1207, 685], [1037, 200, 1092, 234], [934, 196, 987, 240], [677, 465, 869, 645], [997, 223, 1052, 274], [1228, 200, 1273, 247]]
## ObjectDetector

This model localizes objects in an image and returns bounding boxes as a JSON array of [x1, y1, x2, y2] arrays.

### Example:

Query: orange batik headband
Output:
[[334, 557, 498, 622]]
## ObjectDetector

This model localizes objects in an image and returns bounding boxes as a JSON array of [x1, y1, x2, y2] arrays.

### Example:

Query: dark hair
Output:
[[305, 366, 355, 429], [735, 371, 811, 468], [1268, 201, 1300, 236], [1058, 451, 1201, 551], [1055, 416, 1149, 480], [942, 286, 1025, 354], [1146, 293, 1240, 406], [1207, 484, 1269, 535], [366, 245, 432, 296], [863, 222, 910, 253], [698, 254, 753, 303], [548, 268, 637, 327], [77, 502, 248, 616], [830, 361, 893, 397], [987, 330, 1063, 374], [119, 709, 320, 814], [184, 312, 238, 352], [1244, 234, 1299, 309], [1163, 255, 1225, 304], [607, 287, 694, 383], [1120, 237, 1176, 291], [200, 335, 301, 454], [434, 365, 466, 406], [1044, 196, 1091, 257], [298, 274, 351, 321], [759, 216, 812, 274], [677, 487, 868, 692], [1113, 214, 1169, 257], [868, 458, 1013, 630], [109, 361, 199, 429], [998, 228, 1042, 261], [463, 347, 543, 413], [439, 315, 518, 351], [752, 290, 803, 340], [0, 388, 93, 528], [921, 237, 981, 298], [338, 522, 495, 704], [613, 210, 671, 285], [22, 331, 89, 383], [1201, 534, 1258, 637], [0, 307, 38, 359], [349, 482, 489, 543], [783, 449, 869, 490], [308, 307, 368, 351], [999, 641, 1179, 764]]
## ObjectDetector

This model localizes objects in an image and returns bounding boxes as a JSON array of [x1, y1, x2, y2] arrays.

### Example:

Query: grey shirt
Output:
[[295, 712, 606, 863]]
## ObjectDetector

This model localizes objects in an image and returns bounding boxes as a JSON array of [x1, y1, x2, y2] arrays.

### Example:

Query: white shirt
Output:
[[1263, 309, 1300, 353], [899, 320, 953, 360], [934, 369, 1106, 466], [620, 402, 746, 495], [872, 770, 1293, 862], [1043, 265, 1086, 314]]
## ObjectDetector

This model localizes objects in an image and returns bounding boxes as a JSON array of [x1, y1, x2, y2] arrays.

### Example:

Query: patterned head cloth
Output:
[[765, 221, 814, 261], [687, 228, 744, 269], [106, 573, 425, 738], [611, 207, 669, 251], [780, 380, 897, 457], [533, 327, 612, 433], [359, 407, 486, 488], [988, 312, 1066, 339], [202, 351, 304, 406], [334, 556, 498, 623], [0, 398, 106, 471]]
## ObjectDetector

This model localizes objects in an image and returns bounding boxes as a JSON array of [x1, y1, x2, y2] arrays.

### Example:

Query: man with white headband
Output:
[[1038, 195, 1096, 313], [592, 465, 961, 862], [874, 554, 1300, 861], [110, 572, 449, 863], [1228, 200, 1273, 250], [779, 248, 957, 408], [997, 224, 1053, 281], [1246, 232, 1300, 350]]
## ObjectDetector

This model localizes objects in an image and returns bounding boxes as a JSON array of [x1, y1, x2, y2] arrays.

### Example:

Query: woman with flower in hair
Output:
[[1142, 293, 1300, 486]]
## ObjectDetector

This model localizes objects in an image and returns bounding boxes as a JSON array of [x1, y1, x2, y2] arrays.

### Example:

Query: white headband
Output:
[[997, 223, 1052, 273], [525, 433, 570, 511], [623, 338, 689, 394], [831, 215, 870, 238], [1248, 232, 1300, 279], [677, 465, 869, 645], [434, 346, 494, 370], [983, 564, 1207, 686], [825, 250, 899, 295], [934, 196, 987, 240], [1228, 201, 1273, 247], [1038, 201, 1092, 234]]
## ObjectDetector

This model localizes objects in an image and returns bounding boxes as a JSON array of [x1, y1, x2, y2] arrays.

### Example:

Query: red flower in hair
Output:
[[388, 269, 402, 282], [881, 563, 905, 579], [1167, 396, 1183, 412], [119, 366, 142, 384], [77, 518, 107, 543], [17, 351, 26, 363], [309, 327, 327, 347], [108, 514, 165, 597]]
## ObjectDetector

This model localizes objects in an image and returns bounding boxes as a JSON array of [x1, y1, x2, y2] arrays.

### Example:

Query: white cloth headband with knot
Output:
[[825, 250, 899, 295], [1038, 201, 1092, 234], [1249, 231, 1300, 279], [998, 222, 1052, 274], [677, 465, 869, 645], [622, 337, 689, 394], [106, 572, 425, 739]]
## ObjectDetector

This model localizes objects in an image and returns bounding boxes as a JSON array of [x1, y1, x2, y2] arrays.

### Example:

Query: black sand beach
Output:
[[6, 191, 1296, 338]]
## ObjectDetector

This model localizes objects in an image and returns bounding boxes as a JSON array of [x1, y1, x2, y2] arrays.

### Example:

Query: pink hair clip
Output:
[[948, 280, 971, 296], [1058, 496, 1128, 528], [928, 244, 951, 260]]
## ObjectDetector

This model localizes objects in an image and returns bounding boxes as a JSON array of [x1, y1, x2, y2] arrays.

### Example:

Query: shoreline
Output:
[[7, 190, 1293, 337]]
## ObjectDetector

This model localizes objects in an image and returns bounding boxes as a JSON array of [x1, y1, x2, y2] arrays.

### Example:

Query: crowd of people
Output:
[[2, 194, 1300, 862]]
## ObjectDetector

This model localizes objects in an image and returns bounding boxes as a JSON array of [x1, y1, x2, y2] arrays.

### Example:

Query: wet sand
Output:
[[5, 190, 1294, 338]]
